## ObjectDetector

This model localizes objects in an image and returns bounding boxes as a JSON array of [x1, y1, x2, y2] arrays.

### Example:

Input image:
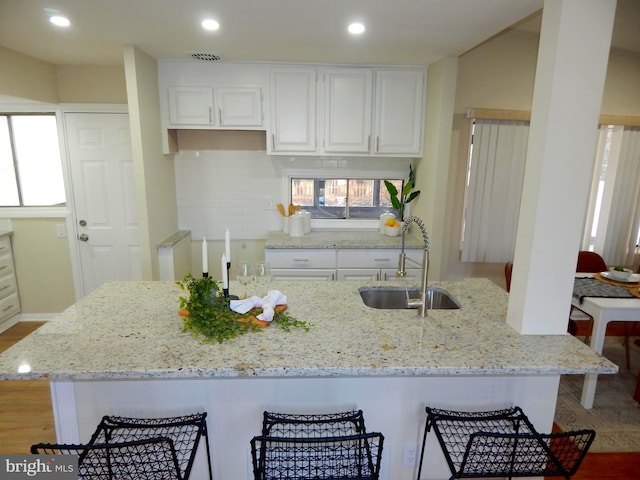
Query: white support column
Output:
[[507, 0, 617, 334]]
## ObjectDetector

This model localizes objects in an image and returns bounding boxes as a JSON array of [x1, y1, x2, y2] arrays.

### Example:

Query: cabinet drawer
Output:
[[0, 292, 20, 321], [0, 251, 15, 278], [266, 249, 336, 269], [0, 275, 17, 301], [0, 235, 11, 257], [271, 269, 335, 281], [337, 249, 404, 269]]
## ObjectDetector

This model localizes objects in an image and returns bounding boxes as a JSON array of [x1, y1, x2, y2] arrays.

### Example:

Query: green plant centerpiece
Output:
[[177, 274, 311, 343], [384, 165, 421, 221]]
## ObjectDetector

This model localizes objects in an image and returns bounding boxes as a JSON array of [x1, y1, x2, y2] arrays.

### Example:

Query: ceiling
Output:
[[0, 0, 549, 67], [1, 1, 637, 69]]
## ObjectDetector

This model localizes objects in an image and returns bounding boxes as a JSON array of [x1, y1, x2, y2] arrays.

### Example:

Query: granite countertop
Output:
[[265, 230, 424, 249], [0, 278, 616, 381]]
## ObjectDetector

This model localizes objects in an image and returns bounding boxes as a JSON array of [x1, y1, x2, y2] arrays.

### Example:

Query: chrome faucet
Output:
[[397, 216, 430, 317]]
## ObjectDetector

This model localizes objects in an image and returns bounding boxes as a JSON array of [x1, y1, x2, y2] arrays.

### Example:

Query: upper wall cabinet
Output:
[[323, 68, 373, 153], [268, 65, 426, 157], [373, 69, 425, 155], [269, 67, 317, 153], [167, 85, 263, 127], [158, 61, 270, 153]]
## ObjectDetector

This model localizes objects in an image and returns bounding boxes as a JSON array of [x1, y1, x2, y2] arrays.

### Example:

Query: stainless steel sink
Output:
[[358, 286, 460, 310]]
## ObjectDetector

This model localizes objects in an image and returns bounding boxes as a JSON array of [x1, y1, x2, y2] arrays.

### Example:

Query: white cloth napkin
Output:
[[230, 290, 287, 322]]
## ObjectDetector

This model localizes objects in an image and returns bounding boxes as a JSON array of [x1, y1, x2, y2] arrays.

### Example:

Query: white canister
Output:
[[289, 213, 305, 237], [282, 216, 289, 234], [302, 211, 311, 233], [379, 212, 396, 233]]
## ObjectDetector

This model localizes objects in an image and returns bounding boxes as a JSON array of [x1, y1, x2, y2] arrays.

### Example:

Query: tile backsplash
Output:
[[174, 149, 411, 240]]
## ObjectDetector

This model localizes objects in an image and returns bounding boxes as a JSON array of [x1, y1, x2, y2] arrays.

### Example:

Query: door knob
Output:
[[78, 233, 89, 242]]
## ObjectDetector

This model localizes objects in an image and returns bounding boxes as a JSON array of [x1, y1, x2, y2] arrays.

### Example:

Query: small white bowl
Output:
[[385, 225, 401, 237], [608, 267, 633, 281]]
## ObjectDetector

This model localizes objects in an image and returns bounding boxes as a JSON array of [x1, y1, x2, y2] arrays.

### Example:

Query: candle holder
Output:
[[203, 272, 209, 278], [224, 261, 239, 300]]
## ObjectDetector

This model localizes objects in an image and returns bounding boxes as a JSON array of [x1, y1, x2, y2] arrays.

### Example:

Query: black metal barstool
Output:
[[88, 412, 212, 480], [417, 406, 595, 480], [31, 437, 183, 479], [251, 410, 384, 480]]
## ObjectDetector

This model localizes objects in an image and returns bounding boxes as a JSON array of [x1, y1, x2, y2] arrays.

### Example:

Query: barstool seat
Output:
[[417, 406, 595, 480]]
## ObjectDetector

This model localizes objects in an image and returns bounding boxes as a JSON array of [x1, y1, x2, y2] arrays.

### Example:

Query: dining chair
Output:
[[504, 262, 513, 293]]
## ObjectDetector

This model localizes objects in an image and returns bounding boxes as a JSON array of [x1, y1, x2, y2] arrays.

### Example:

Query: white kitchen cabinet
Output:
[[168, 86, 214, 126], [0, 234, 20, 332], [373, 69, 425, 155], [323, 68, 373, 153], [168, 86, 263, 127], [337, 248, 423, 281], [269, 67, 317, 153], [271, 269, 336, 281], [266, 248, 336, 280], [215, 87, 263, 126], [268, 65, 425, 157]]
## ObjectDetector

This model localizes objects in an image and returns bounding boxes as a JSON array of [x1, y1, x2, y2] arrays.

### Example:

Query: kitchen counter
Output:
[[0, 278, 613, 480], [0, 278, 614, 381], [265, 230, 424, 249]]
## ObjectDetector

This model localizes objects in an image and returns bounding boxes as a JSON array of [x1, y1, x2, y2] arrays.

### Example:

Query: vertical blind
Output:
[[461, 119, 529, 262], [586, 126, 640, 268]]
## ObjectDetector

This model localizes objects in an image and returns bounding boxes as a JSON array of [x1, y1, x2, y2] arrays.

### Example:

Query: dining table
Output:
[[572, 273, 640, 408]]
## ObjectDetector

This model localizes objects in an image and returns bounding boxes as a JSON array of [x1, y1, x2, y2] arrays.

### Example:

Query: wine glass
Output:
[[254, 262, 271, 298], [236, 263, 255, 299]]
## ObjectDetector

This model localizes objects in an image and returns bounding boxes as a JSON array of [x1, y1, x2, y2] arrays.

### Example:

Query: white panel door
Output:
[[65, 113, 141, 296]]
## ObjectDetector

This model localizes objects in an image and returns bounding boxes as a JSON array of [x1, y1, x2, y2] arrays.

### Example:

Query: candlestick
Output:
[[202, 237, 208, 277], [225, 227, 231, 263], [221, 254, 228, 288]]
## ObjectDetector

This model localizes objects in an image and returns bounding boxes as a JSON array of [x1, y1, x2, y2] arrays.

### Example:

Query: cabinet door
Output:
[[271, 269, 335, 281], [269, 67, 317, 152], [337, 269, 380, 281], [168, 86, 214, 126], [324, 68, 373, 153], [373, 69, 425, 155], [216, 87, 263, 127]]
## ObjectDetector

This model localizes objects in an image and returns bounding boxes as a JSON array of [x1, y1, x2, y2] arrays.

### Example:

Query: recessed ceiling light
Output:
[[348, 23, 365, 35], [49, 15, 70, 27], [201, 19, 220, 31]]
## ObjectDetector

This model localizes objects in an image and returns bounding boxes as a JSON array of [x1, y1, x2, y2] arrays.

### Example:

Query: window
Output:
[[582, 125, 640, 267], [291, 178, 402, 219], [0, 114, 66, 207]]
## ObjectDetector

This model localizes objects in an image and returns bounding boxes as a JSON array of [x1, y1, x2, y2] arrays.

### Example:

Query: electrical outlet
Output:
[[403, 443, 417, 467]]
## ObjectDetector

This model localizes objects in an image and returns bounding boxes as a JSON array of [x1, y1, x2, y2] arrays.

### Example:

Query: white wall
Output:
[[174, 150, 412, 240]]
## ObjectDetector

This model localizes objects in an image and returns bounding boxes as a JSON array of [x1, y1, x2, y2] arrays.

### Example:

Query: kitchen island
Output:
[[0, 278, 615, 480]]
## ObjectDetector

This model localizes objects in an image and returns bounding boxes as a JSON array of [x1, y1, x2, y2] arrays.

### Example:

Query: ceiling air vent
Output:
[[190, 52, 222, 62]]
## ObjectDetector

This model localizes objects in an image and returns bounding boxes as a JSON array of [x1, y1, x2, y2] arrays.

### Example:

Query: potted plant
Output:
[[384, 165, 421, 221]]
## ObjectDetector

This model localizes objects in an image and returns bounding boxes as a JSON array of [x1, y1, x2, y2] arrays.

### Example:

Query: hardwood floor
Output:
[[1, 322, 639, 477], [0, 321, 56, 454]]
